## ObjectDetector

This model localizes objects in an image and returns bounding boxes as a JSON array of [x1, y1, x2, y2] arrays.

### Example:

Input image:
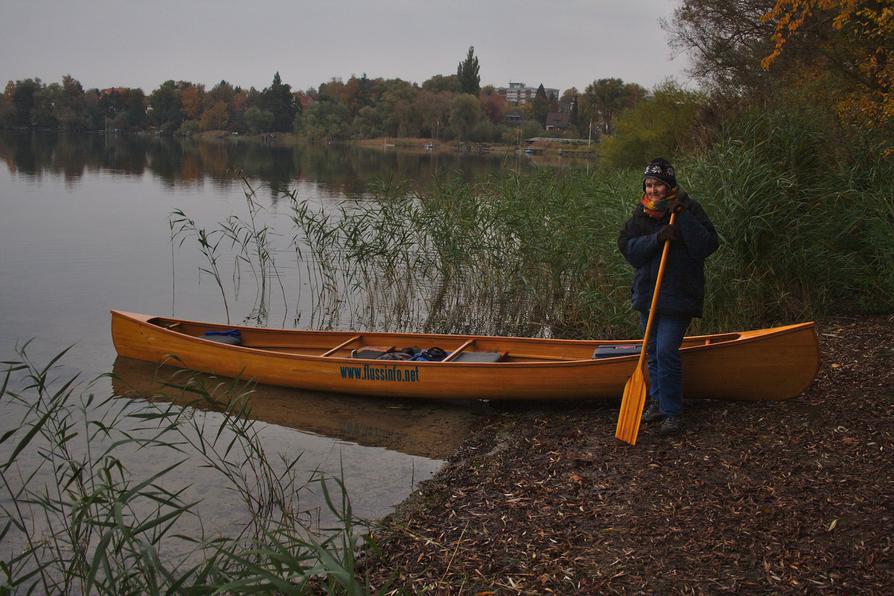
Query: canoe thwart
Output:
[[442, 339, 475, 362], [322, 335, 362, 357]]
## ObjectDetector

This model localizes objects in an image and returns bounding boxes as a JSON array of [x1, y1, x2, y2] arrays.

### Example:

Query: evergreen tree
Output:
[[260, 72, 297, 132], [456, 46, 480, 95], [532, 84, 550, 127]]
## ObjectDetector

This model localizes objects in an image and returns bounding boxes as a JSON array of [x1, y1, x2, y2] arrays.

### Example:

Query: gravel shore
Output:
[[362, 315, 894, 594]]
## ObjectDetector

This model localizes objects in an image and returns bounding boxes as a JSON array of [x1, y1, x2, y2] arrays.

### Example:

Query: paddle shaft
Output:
[[615, 212, 678, 445], [635, 211, 678, 373]]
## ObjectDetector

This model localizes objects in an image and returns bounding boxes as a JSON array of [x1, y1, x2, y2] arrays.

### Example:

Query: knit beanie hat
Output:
[[642, 157, 677, 189]]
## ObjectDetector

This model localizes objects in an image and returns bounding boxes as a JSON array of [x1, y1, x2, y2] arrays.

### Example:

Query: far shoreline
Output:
[[190, 130, 599, 159], [2, 126, 598, 159]]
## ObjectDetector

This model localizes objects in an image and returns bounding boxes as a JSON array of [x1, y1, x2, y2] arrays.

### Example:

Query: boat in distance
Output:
[[111, 310, 820, 401]]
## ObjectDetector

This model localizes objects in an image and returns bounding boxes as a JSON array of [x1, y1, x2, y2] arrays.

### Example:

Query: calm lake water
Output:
[[0, 130, 565, 543]]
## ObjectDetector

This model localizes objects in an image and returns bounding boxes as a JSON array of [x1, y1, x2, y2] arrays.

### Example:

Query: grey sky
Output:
[[1, 0, 690, 93]]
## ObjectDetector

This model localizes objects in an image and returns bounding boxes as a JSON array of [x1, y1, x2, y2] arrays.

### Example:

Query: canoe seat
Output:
[[452, 351, 505, 363], [202, 330, 242, 345], [592, 344, 640, 359]]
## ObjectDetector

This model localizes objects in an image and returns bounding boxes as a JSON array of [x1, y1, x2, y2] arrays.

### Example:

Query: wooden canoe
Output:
[[111, 310, 820, 401]]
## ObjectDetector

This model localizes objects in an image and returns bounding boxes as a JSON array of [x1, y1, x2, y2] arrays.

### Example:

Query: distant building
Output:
[[504, 111, 523, 125], [498, 82, 559, 105], [545, 112, 571, 131], [559, 95, 576, 113]]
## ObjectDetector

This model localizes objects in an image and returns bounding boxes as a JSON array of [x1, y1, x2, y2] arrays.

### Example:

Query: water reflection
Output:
[[112, 357, 492, 460], [0, 130, 529, 198]]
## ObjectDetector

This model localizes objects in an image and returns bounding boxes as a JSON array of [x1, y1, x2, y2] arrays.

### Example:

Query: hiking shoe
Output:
[[642, 404, 664, 423], [659, 416, 683, 436]]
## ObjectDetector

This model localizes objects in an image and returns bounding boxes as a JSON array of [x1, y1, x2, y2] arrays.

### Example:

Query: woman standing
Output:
[[618, 158, 719, 435]]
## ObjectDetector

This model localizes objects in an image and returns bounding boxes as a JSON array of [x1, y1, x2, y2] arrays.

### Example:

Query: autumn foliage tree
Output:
[[761, 0, 893, 136], [667, 0, 893, 154], [479, 85, 506, 124], [450, 93, 480, 140], [180, 84, 204, 121], [200, 101, 229, 130]]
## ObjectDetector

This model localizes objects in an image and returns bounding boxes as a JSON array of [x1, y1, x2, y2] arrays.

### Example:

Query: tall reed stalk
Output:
[[219, 179, 287, 326], [170, 180, 288, 327], [170, 210, 231, 324], [1, 347, 368, 593]]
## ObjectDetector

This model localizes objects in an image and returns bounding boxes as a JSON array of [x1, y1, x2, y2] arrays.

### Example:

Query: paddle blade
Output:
[[615, 365, 647, 445]]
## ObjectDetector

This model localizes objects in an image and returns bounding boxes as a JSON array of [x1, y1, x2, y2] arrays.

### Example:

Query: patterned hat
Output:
[[642, 157, 676, 189]]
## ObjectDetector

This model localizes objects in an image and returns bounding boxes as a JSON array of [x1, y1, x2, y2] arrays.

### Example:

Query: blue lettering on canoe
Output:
[[338, 364, 421, 383], [340, 366, 362, 380]]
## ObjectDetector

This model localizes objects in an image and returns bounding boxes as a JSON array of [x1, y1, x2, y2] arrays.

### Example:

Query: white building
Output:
[[498, 82, 559, 105]]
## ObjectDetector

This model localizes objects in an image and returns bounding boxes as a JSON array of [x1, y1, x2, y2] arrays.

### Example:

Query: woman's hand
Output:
[[657, 224, 678, 243]]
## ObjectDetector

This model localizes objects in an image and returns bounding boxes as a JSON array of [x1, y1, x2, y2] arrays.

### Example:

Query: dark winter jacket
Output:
[[618, 190, 719, 318]]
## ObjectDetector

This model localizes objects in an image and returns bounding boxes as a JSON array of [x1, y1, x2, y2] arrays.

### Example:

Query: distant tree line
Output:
[[0, 47, 661, 145], [6, 2, 882, 165], [0, 72, 299, 136]]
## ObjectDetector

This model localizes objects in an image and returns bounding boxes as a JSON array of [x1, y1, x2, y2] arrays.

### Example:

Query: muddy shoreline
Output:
[[361, 315, 894, 593]]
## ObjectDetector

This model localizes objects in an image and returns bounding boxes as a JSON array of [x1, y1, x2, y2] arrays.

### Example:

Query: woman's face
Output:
[[644, 177, 668, 200]]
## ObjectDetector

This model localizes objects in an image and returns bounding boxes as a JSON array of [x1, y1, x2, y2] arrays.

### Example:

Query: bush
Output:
[[244, 106, 274, 133], [469, 119, 501, 143], [600, 81, 704, 169], [177, 119, 199, 136], [520, 120, 543, 140], [684, 108, 894, 326]]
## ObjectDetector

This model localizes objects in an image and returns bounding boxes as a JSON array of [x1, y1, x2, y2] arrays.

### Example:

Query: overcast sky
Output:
[[1, 0, 690, 93]]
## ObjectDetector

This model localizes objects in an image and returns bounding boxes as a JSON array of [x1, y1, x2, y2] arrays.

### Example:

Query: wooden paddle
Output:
[[615, 211, 678, 445]]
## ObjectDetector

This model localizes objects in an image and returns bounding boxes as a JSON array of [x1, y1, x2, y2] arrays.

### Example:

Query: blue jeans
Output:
[[640, 312, 691, 417]]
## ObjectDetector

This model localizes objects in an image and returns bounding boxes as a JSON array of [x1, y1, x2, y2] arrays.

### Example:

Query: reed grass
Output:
[[1, 347, 369, 593], [173, 105, 892, 337], [684, 109, 894, 329], [283, 108, 892, 337]]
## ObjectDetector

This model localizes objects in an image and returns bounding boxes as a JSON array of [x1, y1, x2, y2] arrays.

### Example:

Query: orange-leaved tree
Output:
[[761, 0, 893, 140]]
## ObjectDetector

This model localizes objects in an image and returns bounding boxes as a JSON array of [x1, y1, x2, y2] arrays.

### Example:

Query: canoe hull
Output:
[[111, 311, 819, 401]]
